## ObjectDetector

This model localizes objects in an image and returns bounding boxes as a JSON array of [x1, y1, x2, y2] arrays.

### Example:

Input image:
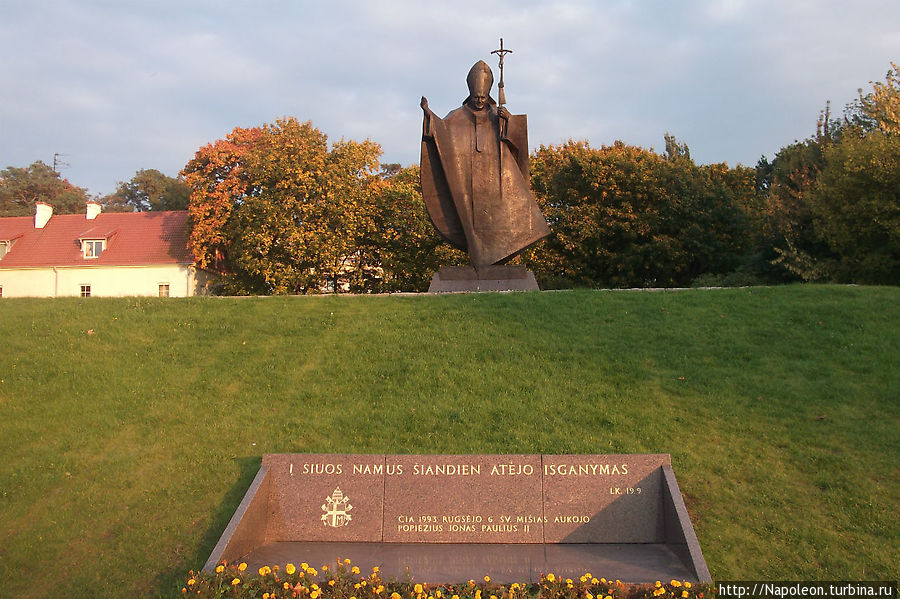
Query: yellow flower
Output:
[[345, 558, 352, 565], [392, 593, 402, 599], [352, 566, 360, 575], [376, 585, 386, 594], [581, 575, 588, 583], [683, 591, 690, 598], [215, 565, 225, 574], [592, 579, 600, 585], [311, 591, 321, 599], [355, 583, 362, 590], [259, 566, 272, 576], [546, 574, 556, 583], [656, 582, 663, 589], [475, 590, 482, 599], [302, 563, 310, 571], [436, 591, 442, 598], [654, 589, 665, 597], [309, 568, 318, 577], [238, 562, 247, 572], [181, 588, 186, 594], [373, 566, 380, 574], [491, 595, 498, 599], [362, 580, 368, 587], [287, 563, 297, 575], [415, 584, 425, 594], [188, 578, 196, 586], [672, 581, 682, 588], [485, 576, 491, 583], [452, 595, 460, 599], [329, 580, 336, 587], [232, 578, 241, 586], [587, 594, 594, 599], [312, 584, 320, 590], [285, 583, 292, 590], [264, 594, 270, 599], [685, 583, 693, 589]]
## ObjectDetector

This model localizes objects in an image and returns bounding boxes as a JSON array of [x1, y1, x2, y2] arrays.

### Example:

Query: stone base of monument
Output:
[[428, 265, 540, 292], [204, 454, 711, 584]]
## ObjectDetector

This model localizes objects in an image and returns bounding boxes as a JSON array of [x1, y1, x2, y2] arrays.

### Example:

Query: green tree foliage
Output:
[[524, 139, 755, 288], [363, 165, 466, 292], [810, 129, 900, 284], [0, 160, 88, 216], [183, 118, 385, 294], [755, 134, 833, 282], [101, 169, 191, 212], [858, 62, 900, 135], [757, 63, 900, 285]]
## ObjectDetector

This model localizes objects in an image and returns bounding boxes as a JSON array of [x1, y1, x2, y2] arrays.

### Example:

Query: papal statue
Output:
[[420, 46, 550, 286]]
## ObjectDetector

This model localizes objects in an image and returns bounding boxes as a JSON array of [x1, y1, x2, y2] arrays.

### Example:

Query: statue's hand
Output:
[[420, 96, 429, 110], [497, 106, 511, 120]]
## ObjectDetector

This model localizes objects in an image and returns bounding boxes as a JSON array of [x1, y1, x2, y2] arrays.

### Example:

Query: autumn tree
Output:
[[182, 118, 383, 294], [101, 169, 190, 212], [524, 139, 755, 288], [858, 62, 900, 135], [808, 129, 900, 284], [757, 62, 900, 284], [363, 165, 466, 292], [0, 161, 88, 216]]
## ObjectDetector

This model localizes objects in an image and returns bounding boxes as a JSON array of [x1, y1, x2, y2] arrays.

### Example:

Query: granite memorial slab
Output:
[[383, 454, 544, 543], [204, 453, 710, 584]]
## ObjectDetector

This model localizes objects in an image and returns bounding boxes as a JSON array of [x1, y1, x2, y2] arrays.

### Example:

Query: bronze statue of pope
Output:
[[420, 60, 549, 270]]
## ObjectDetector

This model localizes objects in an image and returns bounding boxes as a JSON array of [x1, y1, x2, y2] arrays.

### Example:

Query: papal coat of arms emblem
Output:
[[321, 486, 353, 527]]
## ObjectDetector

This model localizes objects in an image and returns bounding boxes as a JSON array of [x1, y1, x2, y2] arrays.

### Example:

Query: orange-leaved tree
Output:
[[182, 118, 383, 294]]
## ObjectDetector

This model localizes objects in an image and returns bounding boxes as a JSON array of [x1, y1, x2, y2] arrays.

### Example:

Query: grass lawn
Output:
[[0, 285, 897, 597]]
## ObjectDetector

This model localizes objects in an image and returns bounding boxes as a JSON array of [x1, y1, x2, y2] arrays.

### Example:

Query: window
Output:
[[159, 283, 170, 297], [0, 286, 3, 298], [80, 285, 91, 297], [0, 241, 7, 259], [83, 239, 104, 258]]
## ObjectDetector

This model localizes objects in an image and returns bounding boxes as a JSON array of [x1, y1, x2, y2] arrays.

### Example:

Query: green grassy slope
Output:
[[0, 285, 897, 597]]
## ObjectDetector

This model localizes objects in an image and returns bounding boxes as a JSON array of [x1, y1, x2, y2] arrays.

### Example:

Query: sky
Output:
[[2, 0, 899, 198]]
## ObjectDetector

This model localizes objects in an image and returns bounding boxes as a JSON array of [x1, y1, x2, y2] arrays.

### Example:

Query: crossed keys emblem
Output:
[[321, 487, 353, 527]]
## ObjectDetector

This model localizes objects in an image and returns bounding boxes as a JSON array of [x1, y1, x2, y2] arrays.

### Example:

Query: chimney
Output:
[[86, 201, 102, 220], [35, 202, 53, 229]]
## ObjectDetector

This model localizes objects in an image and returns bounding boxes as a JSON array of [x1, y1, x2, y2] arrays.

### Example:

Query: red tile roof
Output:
[[0, 210, 193, 268]]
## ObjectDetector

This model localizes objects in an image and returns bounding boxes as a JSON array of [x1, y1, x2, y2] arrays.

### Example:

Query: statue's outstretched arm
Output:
[[421, 97, 435, 139]]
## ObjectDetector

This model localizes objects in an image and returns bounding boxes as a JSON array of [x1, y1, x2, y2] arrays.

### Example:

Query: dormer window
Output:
[[0, 240, 7, 260], [83, 239, 105, 258]]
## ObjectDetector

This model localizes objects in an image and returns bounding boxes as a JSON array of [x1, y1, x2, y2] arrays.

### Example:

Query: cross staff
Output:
[[491, 38, 512, 107]]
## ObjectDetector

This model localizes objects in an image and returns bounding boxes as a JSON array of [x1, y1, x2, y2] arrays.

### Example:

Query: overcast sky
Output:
[[2, 0, 899, 197]]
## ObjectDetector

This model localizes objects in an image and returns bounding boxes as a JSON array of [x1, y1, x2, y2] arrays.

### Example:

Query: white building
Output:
[[0, 202, 209, 298]]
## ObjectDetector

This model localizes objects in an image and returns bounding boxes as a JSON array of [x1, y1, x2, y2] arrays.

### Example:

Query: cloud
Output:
[[1, 0, 899, 194]]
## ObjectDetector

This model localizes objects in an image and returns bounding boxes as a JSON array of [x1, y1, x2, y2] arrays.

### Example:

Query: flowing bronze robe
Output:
[[420, 100, 550, 268]]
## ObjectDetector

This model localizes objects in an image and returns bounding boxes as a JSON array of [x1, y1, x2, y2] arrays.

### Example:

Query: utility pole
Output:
[[52, 153, 70, 175]]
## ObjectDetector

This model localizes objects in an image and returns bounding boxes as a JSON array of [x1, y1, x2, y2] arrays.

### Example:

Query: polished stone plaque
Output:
[[206, 453, 710, 584]]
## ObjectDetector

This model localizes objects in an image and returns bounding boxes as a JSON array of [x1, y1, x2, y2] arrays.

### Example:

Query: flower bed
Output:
[[178, 559, 713, 599]]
